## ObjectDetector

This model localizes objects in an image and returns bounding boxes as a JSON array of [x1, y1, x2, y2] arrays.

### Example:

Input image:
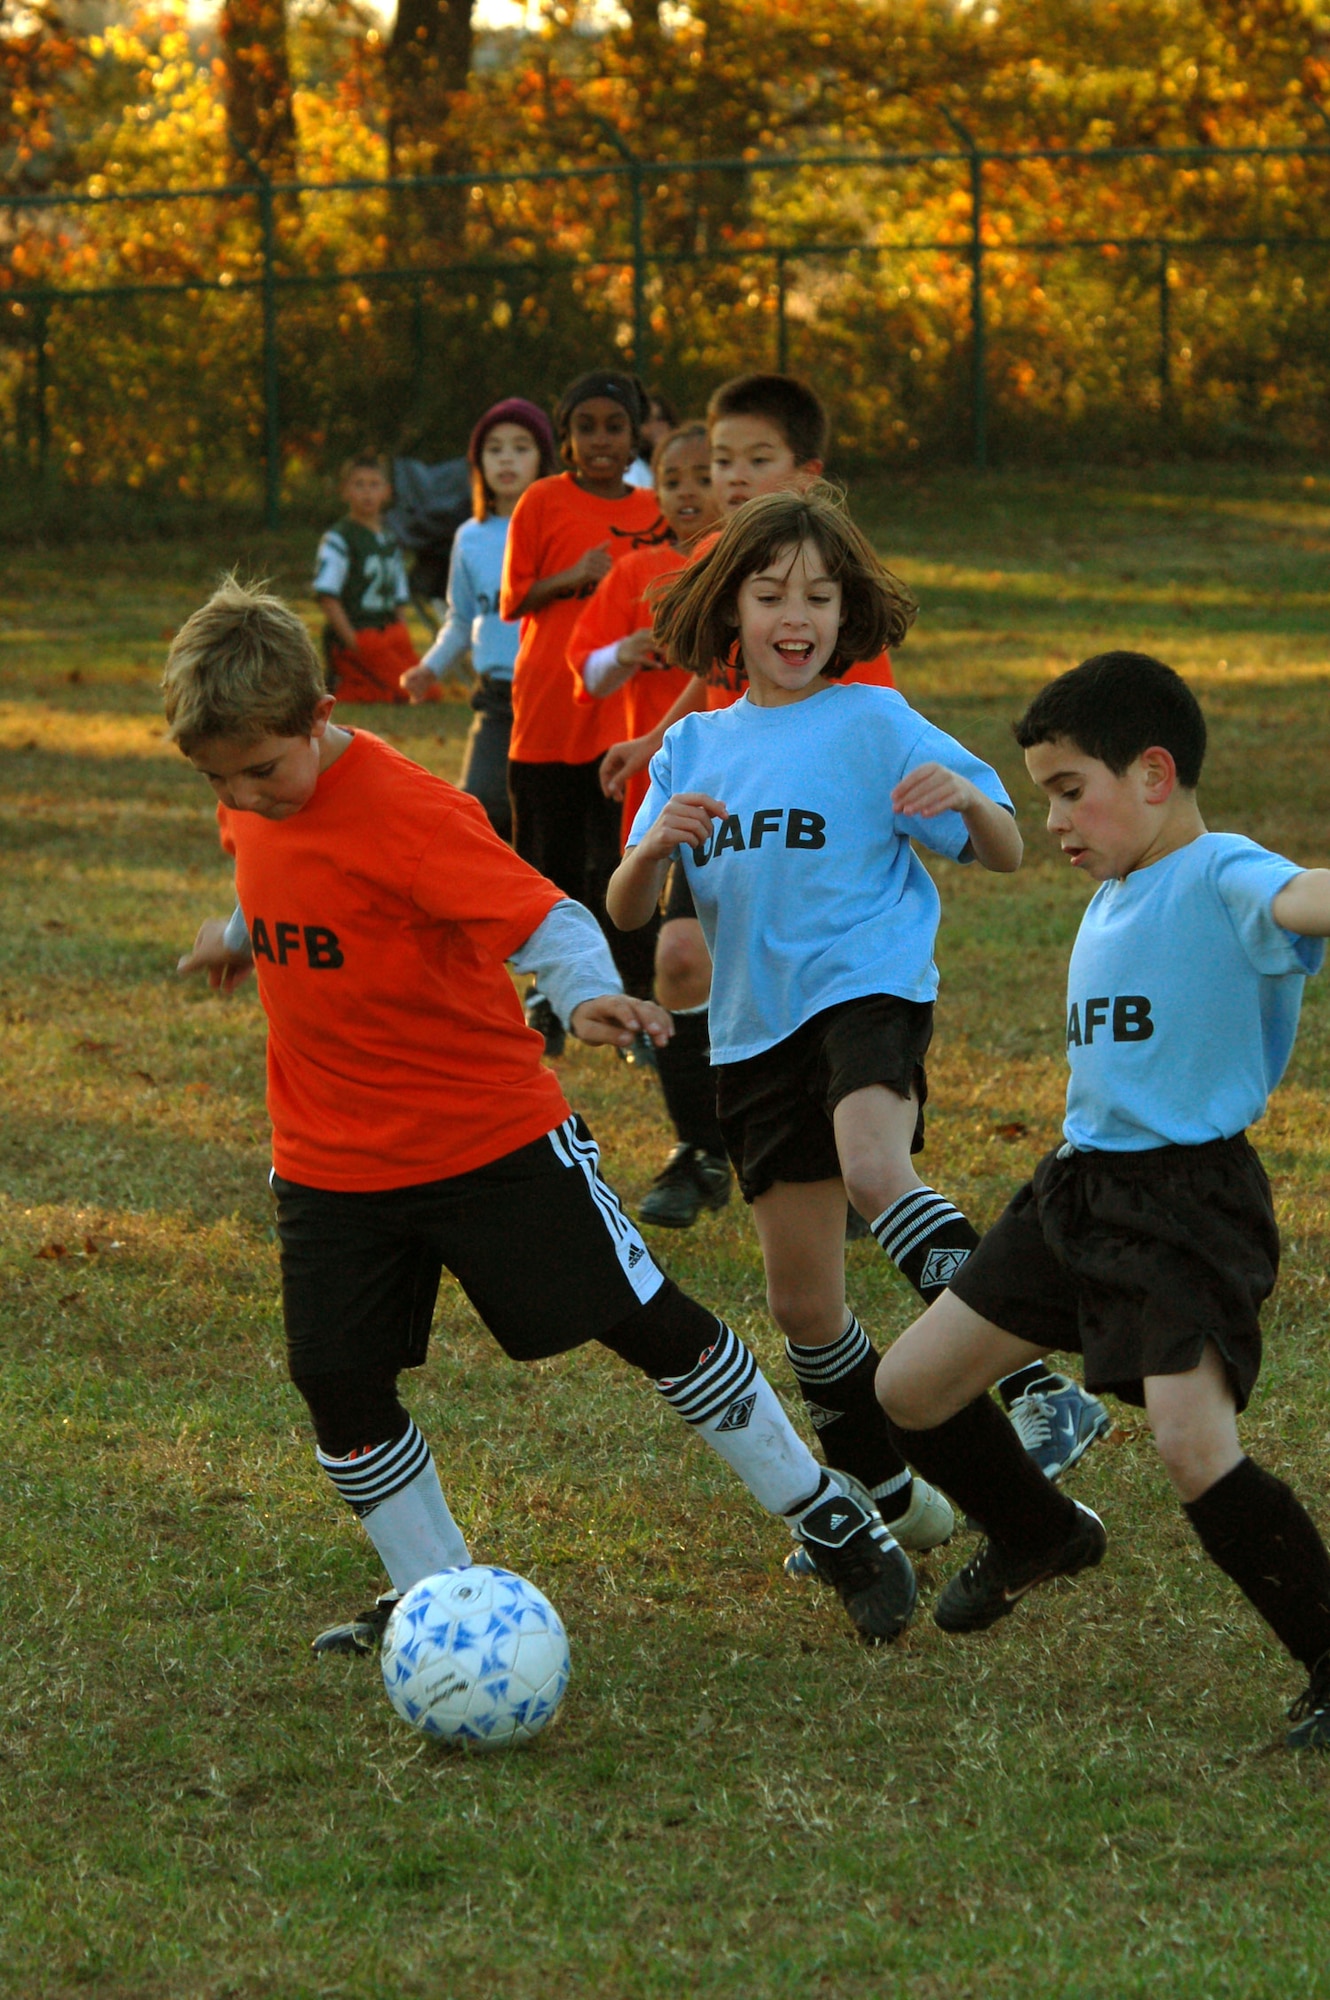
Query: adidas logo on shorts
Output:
[[627, 1243, 646, 1267], [716, 1393, 756, 1433], [921, 1245, 971, 1290]]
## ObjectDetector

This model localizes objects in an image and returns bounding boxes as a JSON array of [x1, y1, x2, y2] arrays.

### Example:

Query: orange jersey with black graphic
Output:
[[219, 730, 568, 1191], [568, 540, 694, 841], [502, 473, 668, 764]]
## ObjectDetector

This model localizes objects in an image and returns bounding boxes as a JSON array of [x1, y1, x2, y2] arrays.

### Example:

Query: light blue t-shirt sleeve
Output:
[[890, 718, 1014, 863], [1213, 842, 1326, 978], [420, 537, 473, 677], [627, 738, 676, 851]]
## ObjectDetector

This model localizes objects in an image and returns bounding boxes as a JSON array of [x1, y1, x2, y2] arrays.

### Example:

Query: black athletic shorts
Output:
[[949, 1133, 1278, 1411], [716, 994, 933, 1204], [661, 860, 697, 925], [273, 1115, 664, 1378]]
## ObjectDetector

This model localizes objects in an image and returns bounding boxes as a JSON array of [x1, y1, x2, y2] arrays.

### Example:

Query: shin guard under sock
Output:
[[886, 1394, 1079, 1551], [785, 1316, 914, 1524], [318, 1419, 471, 1592], [654, 1006, 725, 1155], [655, 1321, 826, 1516], [1185, 1456, 1330, 1671], [871, 1188, 979, 1302]]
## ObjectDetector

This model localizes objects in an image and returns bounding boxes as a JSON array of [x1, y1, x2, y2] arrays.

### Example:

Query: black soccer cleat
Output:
[[794, 1472, 917, 1646], [1287, 1649, 1330, 1751], [932, 1501, 1106, 1635], [638, 1144, 732, 1229], [310, 1589, 402, 1658]]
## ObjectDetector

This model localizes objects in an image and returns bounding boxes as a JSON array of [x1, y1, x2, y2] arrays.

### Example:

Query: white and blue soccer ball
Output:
[[380, 1565, 570, 1749]]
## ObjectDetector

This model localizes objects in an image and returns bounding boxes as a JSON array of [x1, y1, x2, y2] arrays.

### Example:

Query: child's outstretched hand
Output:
[[566, 544, 613, 594], [177, 919, 254, 995], [616, 628, 664, 673], [600, 734, 654, 800], [891, 762, 984, 820], [636, 792, 727, 863], [400, 663, 438, 704], [570, 994, 675, 1049]]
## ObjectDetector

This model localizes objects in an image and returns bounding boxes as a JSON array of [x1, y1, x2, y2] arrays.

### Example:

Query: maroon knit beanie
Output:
[[468, 398, 557, 475]]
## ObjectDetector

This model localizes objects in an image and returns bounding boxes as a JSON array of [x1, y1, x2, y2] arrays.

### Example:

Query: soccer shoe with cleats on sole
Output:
[[785, 1474, 954, 1580], [311, 1589, 401, 1658], [638, 1144, 732, 1228], [933, 1501, 1106, 1635], [1009, 1374, 1111, 1481], [794, 1470, 917, 1645], [1287, 1650, 1330, 1750]]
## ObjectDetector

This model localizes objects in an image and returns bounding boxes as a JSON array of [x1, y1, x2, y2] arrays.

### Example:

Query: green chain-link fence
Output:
[[4, 135, 1330, 523]]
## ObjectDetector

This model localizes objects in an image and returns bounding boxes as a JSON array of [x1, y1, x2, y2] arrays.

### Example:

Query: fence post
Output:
[[257, 166, 281, 529], [411, 276, 426, 413], [775, 251, 788, 372], [941, 110, 987, 469], [34, 300, 51, 482], [1157, 241, 1172, 411]]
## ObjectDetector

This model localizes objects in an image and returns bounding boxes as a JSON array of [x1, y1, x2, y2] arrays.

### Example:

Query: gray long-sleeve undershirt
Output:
[[222, 894, 622, 1030]]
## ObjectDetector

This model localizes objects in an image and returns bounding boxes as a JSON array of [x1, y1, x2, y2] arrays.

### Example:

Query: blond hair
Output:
[[163, 576, 326, 753], [650, 484, 916, 681]]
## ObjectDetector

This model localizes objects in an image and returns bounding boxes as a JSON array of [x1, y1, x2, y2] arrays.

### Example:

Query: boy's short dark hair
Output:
[[1014, 651, 1207, 788], [651, 483, 915, 679], [340, 451, 389, 484], [706, 374, 828, 466]]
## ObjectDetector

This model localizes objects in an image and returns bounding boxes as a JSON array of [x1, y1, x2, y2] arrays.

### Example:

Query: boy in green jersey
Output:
[[312, 453, 419, 703]]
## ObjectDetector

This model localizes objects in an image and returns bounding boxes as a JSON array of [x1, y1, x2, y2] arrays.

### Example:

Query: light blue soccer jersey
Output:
[[420, 515, 519, 682], [628, 683, 1012, 1064], [1063, 832, 1323, 1151]]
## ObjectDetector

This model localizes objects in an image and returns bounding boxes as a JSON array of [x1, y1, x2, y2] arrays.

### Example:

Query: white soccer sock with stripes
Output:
[[655, 1321, 827, 1517], [870, 1185, 979, 1302], [317, 1419, 470, 1594]]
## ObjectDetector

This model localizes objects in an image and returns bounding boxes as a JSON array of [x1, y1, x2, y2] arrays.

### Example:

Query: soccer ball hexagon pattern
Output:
[[380, 1565, 571, 1748]]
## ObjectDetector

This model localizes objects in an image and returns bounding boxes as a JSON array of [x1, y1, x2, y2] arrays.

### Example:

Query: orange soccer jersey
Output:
[[568, 540, 693, 843], [501, 473, 667, 766], [219, 730, 569, 1192]]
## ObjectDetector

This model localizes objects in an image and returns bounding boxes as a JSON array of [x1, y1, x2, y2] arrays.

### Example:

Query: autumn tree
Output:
[[220, 0, 296, 177]]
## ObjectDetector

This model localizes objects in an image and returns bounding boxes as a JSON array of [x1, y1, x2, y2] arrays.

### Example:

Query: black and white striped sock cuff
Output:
[[317, 1420, 431, 1517], [656, 1321, 758, 1427], [871, 1187, 966, 1265], [785, 1315, 872, 1386]]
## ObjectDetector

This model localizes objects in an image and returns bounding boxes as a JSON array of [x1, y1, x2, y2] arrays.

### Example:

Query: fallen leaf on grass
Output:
[[135, 1070, 157, 1085], [74, 1039, 110, 1056], [41, 919, 69, 933], [993, 1121, 1029, 1141], [58, 1292, 84, 1308], [34, 1243, 68, 1260], [183, 1081, 212, 1096]]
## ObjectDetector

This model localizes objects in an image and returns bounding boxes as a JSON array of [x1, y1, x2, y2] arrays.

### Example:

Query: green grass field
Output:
[[3, 466, 1330, 2000]]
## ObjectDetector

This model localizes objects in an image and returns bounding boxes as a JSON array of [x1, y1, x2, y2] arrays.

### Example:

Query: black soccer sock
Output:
[[885, 1393, 1079, 1552], [785, 1316, 914, 1524], [871, 1187, 980, 1302], [654, 1006, 725, 1155], [1184, 1457, 1330, 1671]]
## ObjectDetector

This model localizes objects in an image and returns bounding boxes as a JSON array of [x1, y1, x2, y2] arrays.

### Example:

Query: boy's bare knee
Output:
[[765, 1279, 842, 1346], [874, 1349, 937, 1431]]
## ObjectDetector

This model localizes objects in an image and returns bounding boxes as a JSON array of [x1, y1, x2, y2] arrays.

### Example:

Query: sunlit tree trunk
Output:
[[220, 0, 296, 178], [386, 0, 474, 175]]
